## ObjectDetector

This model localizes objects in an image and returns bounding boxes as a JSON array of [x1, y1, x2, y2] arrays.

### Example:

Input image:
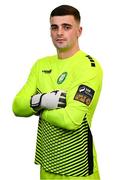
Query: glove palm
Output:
[[30, 90, 66, 111]]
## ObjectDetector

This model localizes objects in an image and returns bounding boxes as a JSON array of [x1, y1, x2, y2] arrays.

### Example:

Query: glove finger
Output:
[[59, 97, 66, 103], [58, 103, 66, 108], [61, 92, 66, 97]]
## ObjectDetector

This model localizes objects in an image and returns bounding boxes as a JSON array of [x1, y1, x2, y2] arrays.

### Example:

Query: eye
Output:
[[63, 25, 72, 30], [51, 25, 58, 31]]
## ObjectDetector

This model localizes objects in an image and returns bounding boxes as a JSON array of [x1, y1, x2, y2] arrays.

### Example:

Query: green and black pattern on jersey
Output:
[[35, 114, 93, 177], [13, 50, 103, 179]]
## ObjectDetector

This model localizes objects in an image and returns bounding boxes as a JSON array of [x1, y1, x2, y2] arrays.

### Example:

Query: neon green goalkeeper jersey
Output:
[[13, 50, 103, 179]]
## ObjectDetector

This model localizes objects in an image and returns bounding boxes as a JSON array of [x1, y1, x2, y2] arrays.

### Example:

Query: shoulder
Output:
[[80, 50, 103, 74], [36, 55, 56, 64], [75, 50, 103, 82], [31, 54, 56, 68]]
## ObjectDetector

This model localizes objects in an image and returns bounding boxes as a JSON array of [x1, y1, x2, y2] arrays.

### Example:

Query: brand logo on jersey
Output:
[[57, 72, 67, 84], [42, 69, 52, 73]]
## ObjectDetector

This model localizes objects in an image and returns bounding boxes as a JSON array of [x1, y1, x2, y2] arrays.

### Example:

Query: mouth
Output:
[[56, 39, 66, 43]]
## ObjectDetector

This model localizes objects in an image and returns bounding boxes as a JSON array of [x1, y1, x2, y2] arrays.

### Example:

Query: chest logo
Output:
[[57, 72, 68, 84], [42, 69, 52, 73]]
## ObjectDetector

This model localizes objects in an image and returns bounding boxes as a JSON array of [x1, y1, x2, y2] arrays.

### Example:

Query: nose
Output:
[[57, 27, 64, 36]]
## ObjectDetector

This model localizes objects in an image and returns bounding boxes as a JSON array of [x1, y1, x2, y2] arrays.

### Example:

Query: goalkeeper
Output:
[[12, 5, 103, 180]]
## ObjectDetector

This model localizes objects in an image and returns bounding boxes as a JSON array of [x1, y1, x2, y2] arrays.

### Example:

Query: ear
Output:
[[77, 26, 82, 37]]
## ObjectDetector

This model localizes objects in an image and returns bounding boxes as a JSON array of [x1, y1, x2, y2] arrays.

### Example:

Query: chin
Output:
[[54, 42, 67, 48], [56, 44, 68, 49]]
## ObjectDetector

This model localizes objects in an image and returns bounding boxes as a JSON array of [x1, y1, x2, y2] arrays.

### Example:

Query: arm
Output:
[[42, 70, 103, 130], [12, 62, 38, 117]]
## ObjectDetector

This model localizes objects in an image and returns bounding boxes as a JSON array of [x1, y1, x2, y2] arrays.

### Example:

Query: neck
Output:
[[57, 45, 80, 59]]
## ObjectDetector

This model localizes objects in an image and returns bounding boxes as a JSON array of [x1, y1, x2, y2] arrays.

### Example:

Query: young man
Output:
[[13, 5, 103, 180]]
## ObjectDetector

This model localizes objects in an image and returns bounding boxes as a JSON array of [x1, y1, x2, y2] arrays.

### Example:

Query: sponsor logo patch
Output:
[[74, 85, 95, 106]]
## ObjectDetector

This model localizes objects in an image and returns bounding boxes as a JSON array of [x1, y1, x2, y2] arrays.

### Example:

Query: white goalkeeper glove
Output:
[[30, 90, 66, 110]]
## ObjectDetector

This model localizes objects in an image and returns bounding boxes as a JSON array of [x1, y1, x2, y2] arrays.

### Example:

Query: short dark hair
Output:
[[50, 5, 81, 23]]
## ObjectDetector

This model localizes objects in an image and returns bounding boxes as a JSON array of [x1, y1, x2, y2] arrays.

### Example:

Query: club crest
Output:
[[57, 72, 67, 84]]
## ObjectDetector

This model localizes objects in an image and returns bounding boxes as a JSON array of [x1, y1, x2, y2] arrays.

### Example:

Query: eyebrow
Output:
[[51, 23, 72, 27]]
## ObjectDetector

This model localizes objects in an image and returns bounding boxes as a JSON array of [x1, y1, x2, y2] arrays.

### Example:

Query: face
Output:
[[50, 15, 82, 51]]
